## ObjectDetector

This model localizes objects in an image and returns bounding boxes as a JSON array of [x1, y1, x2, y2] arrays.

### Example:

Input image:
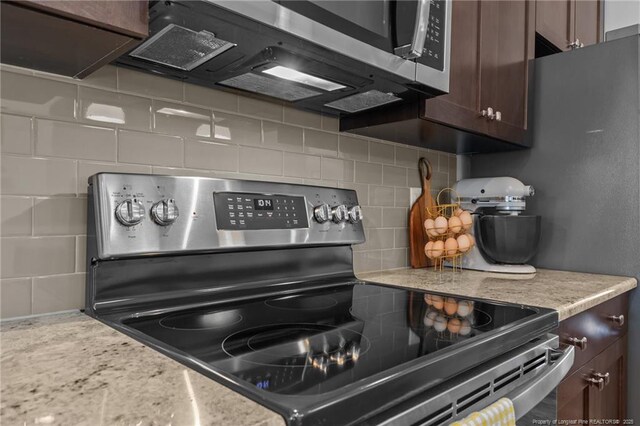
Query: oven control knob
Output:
[[348, 206, 363, 223], [115, 199, 145, 226], [332, 205, 349, 223], [151, 199, 179, 226], [314, 203, 332, 223]]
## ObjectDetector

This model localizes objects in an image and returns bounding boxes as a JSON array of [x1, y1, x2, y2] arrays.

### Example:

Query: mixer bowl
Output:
[[476, 215, 541, 264]]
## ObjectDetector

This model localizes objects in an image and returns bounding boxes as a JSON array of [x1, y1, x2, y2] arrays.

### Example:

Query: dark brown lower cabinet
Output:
[[557, 293, 629, 422]]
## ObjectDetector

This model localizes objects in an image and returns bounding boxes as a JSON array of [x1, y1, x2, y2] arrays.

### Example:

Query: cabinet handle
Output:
[[587, 376, 605, 391], [481, 107, 496, 120], [594, 372, 610, 386], [495, 111, 502, 122], [568, 336, 588, 350], [609, 314, 624, 326]]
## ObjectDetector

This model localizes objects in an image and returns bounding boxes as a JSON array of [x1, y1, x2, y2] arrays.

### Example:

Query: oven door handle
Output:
[[509, 346, 575, 419], [394, 0, 431, 59]]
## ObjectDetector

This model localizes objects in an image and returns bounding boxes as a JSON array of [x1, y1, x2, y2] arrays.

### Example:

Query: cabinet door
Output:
[[574, 0, 601, 47], [536, 0, 574, 51], [592, 336, 627, 421], [422, 0, 487, 136], [558, 358, 598, 421], [479, 0, 533, 144]]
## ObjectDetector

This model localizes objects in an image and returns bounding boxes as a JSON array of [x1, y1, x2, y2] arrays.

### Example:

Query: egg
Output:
[[423, 310, 437, 327], [447, 318, 462, 334], [459, 319, 472, 336], [467, 234, 476, 247], [459, 211, 473, 231], [444, 297, 458, 315], [456, 234, 471, 253], [431, 295, 444, 310], [431, 240, 444, 258], [454, 208, 464, 217], [424, 294, 432, 305], [424, 241, 434, 259], [457, 300, 474, 317], [448, 216, 462, 233], [444, 238, 458, 256], [424, 218, 435, 235], [434, 315, 448, 332], [434, 216, 448, 234]]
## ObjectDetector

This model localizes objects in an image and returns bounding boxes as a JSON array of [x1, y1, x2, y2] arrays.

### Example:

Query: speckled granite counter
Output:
[[358, 268, 637, 321], [1, 312, 285, 426]]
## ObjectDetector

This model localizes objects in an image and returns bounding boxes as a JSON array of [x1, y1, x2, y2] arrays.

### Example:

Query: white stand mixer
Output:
[[451, 177, 538, 274]]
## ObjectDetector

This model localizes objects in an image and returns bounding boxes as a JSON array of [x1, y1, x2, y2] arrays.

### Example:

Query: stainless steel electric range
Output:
[[85, 173, 574, 426]]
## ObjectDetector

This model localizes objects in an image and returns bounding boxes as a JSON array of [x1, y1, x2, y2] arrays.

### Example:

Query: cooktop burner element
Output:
[[86, 174, 563, 426]]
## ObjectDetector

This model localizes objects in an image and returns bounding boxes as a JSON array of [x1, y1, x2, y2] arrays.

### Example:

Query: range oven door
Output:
[[212, 0, 451, 92], [367, 334, 575, 426]]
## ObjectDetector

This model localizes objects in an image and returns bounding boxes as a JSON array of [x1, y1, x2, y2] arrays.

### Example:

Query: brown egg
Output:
[[431, 295, 444, 310], [448, 216, 462, 233], [459, 211, 473, 231], [431, 240, 444, 258], [424, 241, 435, 259], [467, 234, 476, 247], [444, 297, 458, 315], [453, 208, 464, 217], [444, 238, 458, 256], [447, 318, 462, 334], [424, 218, 436, 235], [434, 216, 448, 234], [457, 234, 471, 253]]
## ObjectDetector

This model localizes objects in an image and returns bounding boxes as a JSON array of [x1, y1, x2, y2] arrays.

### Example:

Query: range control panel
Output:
[[214, 192, 308, 230], [89, 174, 366, 259]]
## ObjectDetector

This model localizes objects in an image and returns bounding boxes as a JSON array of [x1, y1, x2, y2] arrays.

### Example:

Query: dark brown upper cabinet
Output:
[[1, 1, 148, 78], [536, 0, 602, 52], [341, 0, 535, 154]]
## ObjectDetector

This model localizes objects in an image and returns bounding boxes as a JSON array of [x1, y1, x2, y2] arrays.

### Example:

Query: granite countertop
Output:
[[359, 268, 637, 320], [1, 268, 636, 426], [0, 313, 285, 426]]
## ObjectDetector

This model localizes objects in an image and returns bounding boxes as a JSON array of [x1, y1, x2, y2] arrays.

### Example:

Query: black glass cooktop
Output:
[[122, 283, 538, 396]]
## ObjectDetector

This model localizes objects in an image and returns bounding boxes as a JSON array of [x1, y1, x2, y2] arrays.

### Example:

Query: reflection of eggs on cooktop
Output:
[[434, 315, 448, 332], [459, 319, 472, 336], [431, 295, 444, 310], [447, 318, 461, 334], [423, 311, 437, 327], [457, 300, 473, 317], [444, 298, 458, 315], [424, 293, 432, 305]]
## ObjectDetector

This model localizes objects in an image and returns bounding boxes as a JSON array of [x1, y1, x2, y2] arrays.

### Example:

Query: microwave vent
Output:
[[324, 90, 401, 113], [129, 24, 236, 71], [218, 73, 322, 101]]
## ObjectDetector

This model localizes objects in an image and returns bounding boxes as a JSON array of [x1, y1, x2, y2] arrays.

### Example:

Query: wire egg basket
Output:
[[423, 188, 475, 272]]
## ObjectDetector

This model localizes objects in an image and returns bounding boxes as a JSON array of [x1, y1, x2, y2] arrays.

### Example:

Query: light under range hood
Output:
[[115, 0, 451, 116]]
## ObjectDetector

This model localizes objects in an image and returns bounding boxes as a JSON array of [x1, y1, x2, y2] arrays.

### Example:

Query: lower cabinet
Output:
[[557, 293, 629, 421]]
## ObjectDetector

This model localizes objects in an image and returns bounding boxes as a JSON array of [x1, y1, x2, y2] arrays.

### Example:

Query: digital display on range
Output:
[[254, 199, 273, 210]]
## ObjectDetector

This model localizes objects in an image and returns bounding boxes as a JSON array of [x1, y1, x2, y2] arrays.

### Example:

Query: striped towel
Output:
[[449, 398, 516, 426]]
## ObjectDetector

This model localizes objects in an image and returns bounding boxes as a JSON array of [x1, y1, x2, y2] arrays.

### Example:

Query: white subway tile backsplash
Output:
[[184, 139, 238, 172], [184, 84, 238, 112], [153, 101, 212, 138], [0, 278, 32, 319], [33, 197, 87, 236], [263, 122, 303, 152], [283, 106, 321, 128], [0, 66, 456, 318], [1, 114, 32, 155], [36, 119, 116, 161], [118, 130, 183, 167], [213, 112, 261, 146], [304, 129, 338, 157], [117, 67, 183, 101], [32, 273, 85, 314], [77, 161, 152, 194], [239, 146, 283, 176], [239, 96, 283, 121], [0, 71, 76, 119], [339, 135, 369, 161], [79, 87, 151, 130], [1, 156, 77, 196], [1, 196, 32, 237], [1, 236, 75, 278], [284, 152, 321, 179]]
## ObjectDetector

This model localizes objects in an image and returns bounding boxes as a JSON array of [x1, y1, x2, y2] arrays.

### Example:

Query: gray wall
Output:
[[469, 36, 640, 417]]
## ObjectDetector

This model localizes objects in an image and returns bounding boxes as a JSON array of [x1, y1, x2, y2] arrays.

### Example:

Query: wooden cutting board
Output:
[[409, 158, 436, 268]]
